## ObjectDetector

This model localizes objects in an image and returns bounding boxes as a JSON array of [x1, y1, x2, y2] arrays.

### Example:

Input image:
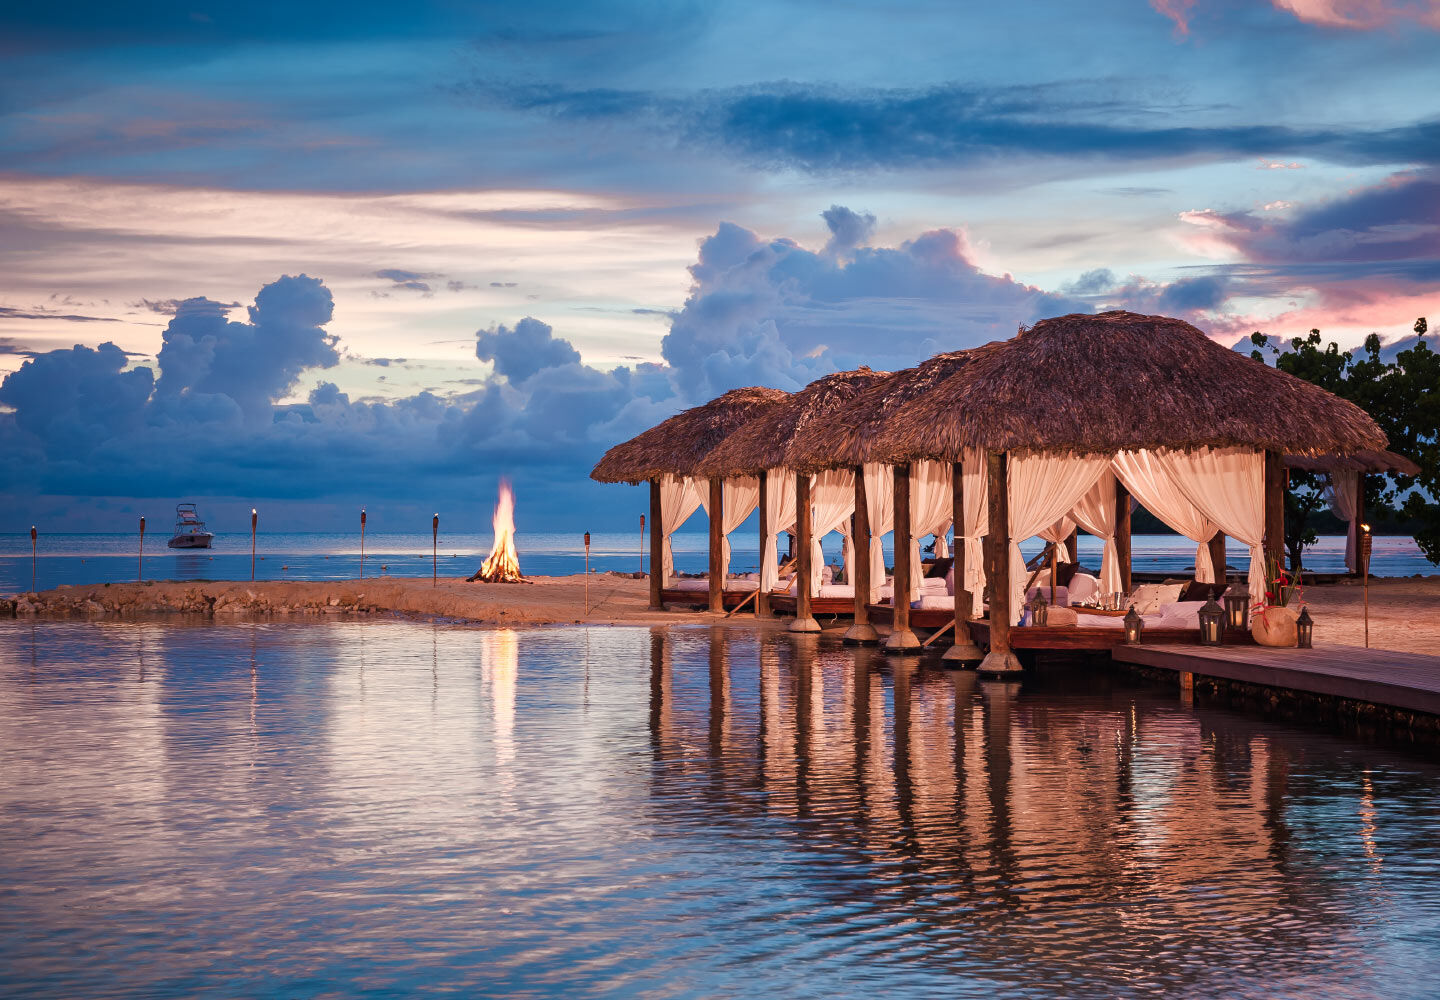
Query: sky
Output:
[[1, 0, 1437, 535]]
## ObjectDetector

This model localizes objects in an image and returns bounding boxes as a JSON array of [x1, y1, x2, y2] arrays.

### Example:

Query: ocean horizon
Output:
[[1, 529, 1431, 595]]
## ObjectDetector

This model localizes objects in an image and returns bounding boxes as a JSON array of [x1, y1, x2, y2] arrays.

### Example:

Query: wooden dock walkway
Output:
[[1111, 643, 1440, 717]]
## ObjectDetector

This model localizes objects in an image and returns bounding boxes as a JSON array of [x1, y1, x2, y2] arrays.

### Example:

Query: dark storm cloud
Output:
[[374, 268, 438, 295], [0, 306, 120, 323]]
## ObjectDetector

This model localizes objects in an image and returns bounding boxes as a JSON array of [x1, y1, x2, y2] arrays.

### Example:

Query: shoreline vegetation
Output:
[[6, 573, 1440, 655]]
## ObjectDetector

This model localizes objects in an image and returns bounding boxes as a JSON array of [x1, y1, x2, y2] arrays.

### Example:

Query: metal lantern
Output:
[[1028, 590, 1049, 626], [1123, 605, 1143, 645], [1198, 595, 1225, 646], [1296, 606, 1313, 648], [1223, 579, 1248, 630]]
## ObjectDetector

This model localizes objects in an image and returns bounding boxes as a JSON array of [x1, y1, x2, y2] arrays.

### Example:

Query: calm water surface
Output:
[[2, 619, 1439, 998]]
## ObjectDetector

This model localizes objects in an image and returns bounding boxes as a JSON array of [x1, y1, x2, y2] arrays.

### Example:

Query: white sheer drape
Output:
[[809, 468, 856, 593], [1069, 470, 1122, 596], [960, 453, 988, 618], [760, 467, 796, 592], [699, 476, 759, 579], [1040, 519, 1075, 563], [909, 460, 951, 596], [1326, 470, 1360, 573], [1112, 450, 1220, 585], [863, 463, 894, 603], [660, 474, 702, 586], [1006, 454, 1110, 621], [1151, 447, 1266, 602]]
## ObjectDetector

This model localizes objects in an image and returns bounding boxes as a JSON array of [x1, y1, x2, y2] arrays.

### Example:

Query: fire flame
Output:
[[474, 480, 523, 582]]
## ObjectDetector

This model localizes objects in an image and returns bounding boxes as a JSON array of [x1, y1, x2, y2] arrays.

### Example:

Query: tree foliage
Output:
[[1249, 318, 1440, 565]]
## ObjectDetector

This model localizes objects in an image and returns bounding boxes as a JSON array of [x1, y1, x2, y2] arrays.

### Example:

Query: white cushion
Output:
[[816, 584, 854, 599], [912, 594, 953, 610], [1153, 600, 1206, 627], [1129, 583, 1182, 615], [1068, 573, 1100, 604]]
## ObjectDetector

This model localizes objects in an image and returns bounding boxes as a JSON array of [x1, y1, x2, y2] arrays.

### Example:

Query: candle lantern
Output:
[[1028, 590, 1048, 626], [1296, 606, 1314, 649], [1198, 594, 1225, 646], [1223, 579, 1249, 630], [1123, 604, 1143, 645]]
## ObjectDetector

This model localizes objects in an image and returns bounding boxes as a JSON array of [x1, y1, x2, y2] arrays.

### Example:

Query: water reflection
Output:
[[2, 619, 1439, 999]]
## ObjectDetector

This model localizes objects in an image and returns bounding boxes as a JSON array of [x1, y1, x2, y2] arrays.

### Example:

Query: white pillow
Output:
[[1154, 600, 1207, 626], [1129, 583, 1182, 615], [1068, 573, 1100, 604]]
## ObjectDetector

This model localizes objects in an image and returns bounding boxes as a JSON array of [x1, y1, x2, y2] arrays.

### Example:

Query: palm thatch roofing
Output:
[[695, 368, 893, 478], [870, 311, 1387, 463], [1285, 448, 1420, 476], [589, 386, 790, 484], [785, 348, 992, 473]]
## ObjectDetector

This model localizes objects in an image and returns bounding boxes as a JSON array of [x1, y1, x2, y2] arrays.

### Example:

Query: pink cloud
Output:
[[1150, 0, 1200, 35], [1270, 0, 1440, 29]]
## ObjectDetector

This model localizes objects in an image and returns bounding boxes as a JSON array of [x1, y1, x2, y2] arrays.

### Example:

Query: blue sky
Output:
[[1, 0, 1437, 533]]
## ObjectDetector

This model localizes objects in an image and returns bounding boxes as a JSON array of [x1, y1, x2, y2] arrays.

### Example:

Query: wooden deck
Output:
[[1112, 643, 1440, 716]]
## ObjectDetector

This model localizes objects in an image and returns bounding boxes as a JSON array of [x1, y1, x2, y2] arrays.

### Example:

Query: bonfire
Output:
[[469, 481, 526, 583]]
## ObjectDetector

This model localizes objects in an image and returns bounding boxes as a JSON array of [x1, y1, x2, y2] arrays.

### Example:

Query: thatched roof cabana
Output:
[[589, 386, 790, 484], [695, 368, 893, 478], [870, 311, 1387, 463], [785, 348, 994, 472]]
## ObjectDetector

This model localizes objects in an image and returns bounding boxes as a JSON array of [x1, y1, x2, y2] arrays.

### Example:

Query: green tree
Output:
[[1250, 319, 1440, 565]]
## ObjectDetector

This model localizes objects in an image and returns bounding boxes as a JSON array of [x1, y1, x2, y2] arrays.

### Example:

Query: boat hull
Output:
[[167, 533, 214, 549]]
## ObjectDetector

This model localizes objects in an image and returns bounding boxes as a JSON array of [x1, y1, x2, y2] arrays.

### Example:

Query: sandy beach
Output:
[[5, 573, 1439, 655]]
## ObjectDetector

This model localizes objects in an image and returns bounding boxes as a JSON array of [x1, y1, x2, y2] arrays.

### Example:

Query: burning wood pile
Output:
[[468, 481, 526, 583]]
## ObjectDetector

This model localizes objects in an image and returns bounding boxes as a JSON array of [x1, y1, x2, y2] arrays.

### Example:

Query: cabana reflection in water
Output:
[[3, 619, 1439, 997]]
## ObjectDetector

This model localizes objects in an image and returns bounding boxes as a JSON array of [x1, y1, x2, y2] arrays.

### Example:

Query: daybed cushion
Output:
[[1152, 600, 1207, 628], [912, 594, 953, 610], [1026, 585, 1069, 607], [672, 578, 759, 593], [1128, 583, 1182, 615], [1068, 573, 1100, 605], [784, 581, 853, 598]]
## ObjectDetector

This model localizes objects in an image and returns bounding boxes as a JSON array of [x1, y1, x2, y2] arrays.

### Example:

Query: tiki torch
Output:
[[30, 525, 36, 593], [432, 513, 439, 587], [584, 531, 591, 614], [360, 507, 367, 580], [640, 513, 646, 574], [138, 516, 145, 583], [1361, 522, 1372, 649], [251, 508, 258, 581]]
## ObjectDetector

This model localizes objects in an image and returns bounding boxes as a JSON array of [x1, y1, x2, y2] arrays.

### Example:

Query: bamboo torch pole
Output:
[[432, 514, 439, 587], [138, 516, 145, 583], [30, 526, 36, 593], [1361, 522, 1372, 649], [360, 508, 367, 580], [250, 509, 257, 581], [585, 531, 591, 614]]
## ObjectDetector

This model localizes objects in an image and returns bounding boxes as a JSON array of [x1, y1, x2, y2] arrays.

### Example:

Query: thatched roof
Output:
[[1285, 448, 1420, 477], [590, 386, 790, 484], [785, 348, 991, 472], [870, 311, 1387, 462], [694, 368, 892, 478]]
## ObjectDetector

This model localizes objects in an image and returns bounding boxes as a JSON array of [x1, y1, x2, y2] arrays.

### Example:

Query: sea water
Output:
[[2, 618, 1439, 998], [0, 531, 1431, 593]]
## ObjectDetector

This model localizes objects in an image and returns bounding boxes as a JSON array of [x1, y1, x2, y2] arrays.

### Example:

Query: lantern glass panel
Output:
[[1198, 597, 1225, 646], [1223, 586, 1248, 630], [1296, 606, 1313, 649], [1123, 605, 1142, 645]]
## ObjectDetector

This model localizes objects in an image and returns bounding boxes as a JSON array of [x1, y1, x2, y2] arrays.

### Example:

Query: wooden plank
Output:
[[1113, 643, 1440, 717], [966, 618, 1244, 651]]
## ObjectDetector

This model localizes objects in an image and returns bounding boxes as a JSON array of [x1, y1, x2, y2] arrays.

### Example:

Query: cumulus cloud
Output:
[[661, 208, 1089, 399], [476, 316, 582, 383]]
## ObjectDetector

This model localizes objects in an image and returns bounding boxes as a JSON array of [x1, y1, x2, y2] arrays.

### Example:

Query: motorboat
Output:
[[167, 503, 215, 549]]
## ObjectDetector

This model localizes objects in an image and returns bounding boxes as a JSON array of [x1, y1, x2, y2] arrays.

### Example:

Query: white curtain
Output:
[[1151, 447, 1267, 603], [863, 463, 895, 603], [809, 468, 856, 593], [1326, 470, 1360, 573], [1112, 450, 1220, 586], [699, 476, 760, 580], [760, 467, 796, 592], [660, 474, 702, 586], [1006, 454, 1110, 622], [908, 460, 952, 597], [1069, 470, 1123, 597], [960, 453, 988, 618]]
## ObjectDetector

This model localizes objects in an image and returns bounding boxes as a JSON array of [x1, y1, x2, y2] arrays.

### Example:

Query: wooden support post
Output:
[[844, 465, 879, 645], [648, 479, 664, 610], [790, 472, 820, 633], [1207, 531, 1227, 588], [885, 463, 921, 652], [707, 476, 724, 614], [943, 460, 983, 665], [1264, 450, 1285, 573], [979, 452, 1021, 675], [757, 471, 771, 618], [1115, 477, 1133, 597]]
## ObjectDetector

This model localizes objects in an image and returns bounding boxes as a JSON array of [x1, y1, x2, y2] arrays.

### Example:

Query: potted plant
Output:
[[1250, 553, 1302, 647]]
